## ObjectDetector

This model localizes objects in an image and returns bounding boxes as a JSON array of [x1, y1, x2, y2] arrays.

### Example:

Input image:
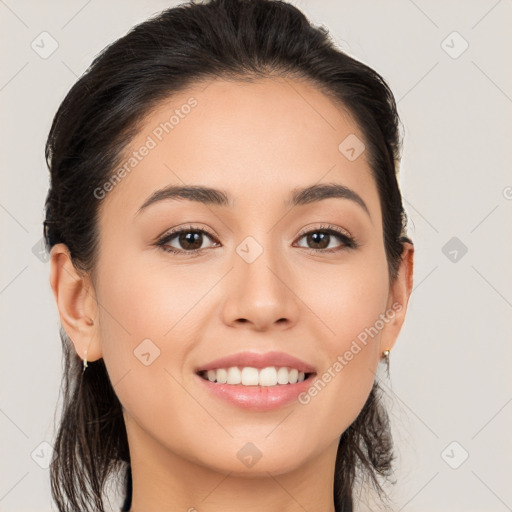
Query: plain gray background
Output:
[[1, 1, 511, 511]]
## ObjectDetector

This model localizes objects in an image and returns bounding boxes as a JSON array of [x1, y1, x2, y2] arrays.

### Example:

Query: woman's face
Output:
[[60, 77, 412, 480]]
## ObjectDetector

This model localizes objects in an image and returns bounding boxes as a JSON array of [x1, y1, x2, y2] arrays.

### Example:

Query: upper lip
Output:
[[195, 351, 317, 374]]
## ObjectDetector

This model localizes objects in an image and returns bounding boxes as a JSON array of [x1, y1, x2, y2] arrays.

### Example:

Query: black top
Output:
[[120, 464, 132, 512]]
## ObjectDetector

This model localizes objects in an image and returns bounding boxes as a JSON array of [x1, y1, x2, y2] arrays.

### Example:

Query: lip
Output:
[[194, 350, 316, 373], [195, 372, 316, 411]]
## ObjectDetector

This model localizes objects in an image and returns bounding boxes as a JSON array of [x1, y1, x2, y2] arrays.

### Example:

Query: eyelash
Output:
[[156, 223, 358, 256]]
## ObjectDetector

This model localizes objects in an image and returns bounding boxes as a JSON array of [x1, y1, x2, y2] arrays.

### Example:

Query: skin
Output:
[[49, 76, 414, 512]]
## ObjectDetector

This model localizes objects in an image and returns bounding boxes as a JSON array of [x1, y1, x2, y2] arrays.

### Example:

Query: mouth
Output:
[[196, 367, 317, 386], [195, 366, 317, 411], [194, 350, 317, 384], [194, 351, 318, 410]]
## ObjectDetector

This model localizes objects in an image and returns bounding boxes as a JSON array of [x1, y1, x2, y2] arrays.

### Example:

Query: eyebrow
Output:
[[135, 182, 370, 218]]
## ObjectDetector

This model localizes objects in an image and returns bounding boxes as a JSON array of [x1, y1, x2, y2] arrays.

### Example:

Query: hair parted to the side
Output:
[[44, 0, 410, 510]]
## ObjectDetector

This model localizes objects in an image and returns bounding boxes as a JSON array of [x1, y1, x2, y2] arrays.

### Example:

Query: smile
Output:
[[197, 366, 313, 386]]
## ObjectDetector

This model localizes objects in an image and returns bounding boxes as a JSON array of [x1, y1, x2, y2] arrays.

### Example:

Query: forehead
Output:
[[98, 76, 380, 221]]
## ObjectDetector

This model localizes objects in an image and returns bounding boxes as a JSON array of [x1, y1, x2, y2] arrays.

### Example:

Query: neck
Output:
[[124, 415, 339, 512]]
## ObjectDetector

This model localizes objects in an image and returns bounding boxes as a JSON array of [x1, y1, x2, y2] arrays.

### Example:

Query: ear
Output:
[[379, 241, 414, 354], [49, 243, 103, 363]]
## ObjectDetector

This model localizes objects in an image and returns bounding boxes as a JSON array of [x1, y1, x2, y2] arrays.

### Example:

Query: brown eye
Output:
[[295, 225, 357, 252], [302, 231, 331, 250], [175, 231, 205, 251], [157, 226, 219, 254]]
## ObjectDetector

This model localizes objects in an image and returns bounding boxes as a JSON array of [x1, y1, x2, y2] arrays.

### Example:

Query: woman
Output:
[[44, 0, 414, 510]]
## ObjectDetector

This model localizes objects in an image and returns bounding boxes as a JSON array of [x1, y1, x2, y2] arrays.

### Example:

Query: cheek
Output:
[[297, 248, 389, 416], [303, 250, 390, 353], [94, 254, 205, 431], [94, 248, 223, 393], [324, 256, 391, 405], [96, 245, 213, 341]]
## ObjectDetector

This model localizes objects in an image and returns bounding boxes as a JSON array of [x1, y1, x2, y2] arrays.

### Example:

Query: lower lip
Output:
[[195, 373, 316, 411]]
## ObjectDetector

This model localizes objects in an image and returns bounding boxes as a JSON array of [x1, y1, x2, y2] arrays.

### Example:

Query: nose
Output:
[[220, 239, 301, 332]]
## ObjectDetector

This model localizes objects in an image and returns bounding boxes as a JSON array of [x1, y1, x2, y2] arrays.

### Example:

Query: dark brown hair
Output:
[[43, 0, 410, 510]]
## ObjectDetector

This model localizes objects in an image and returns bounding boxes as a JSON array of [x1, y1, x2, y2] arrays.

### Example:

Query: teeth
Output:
[[241, 367, 259, 385], [202, 366, 309, 385], [227, 367, 241, 384], [216, 368, 227, 383]]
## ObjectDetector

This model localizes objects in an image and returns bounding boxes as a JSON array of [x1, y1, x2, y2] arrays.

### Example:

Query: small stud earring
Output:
[[82, 319, 94, 374], [82, 348, 88, 373]]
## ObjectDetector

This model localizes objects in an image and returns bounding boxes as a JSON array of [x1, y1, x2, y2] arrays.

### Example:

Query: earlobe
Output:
[[49, 243, 103, 362], [380, 242, 415, 354]]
